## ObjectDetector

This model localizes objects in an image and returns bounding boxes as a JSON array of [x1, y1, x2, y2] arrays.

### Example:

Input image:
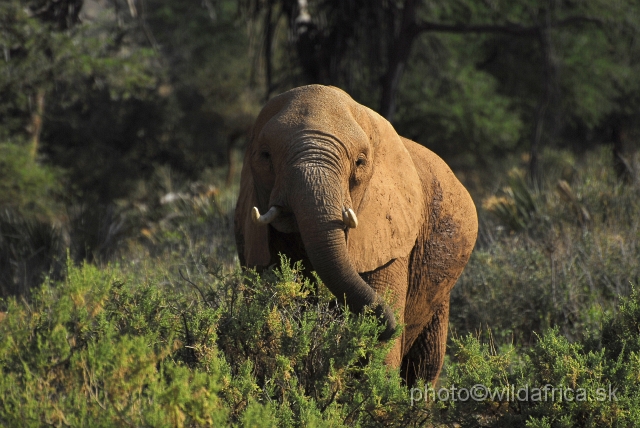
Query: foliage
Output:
[[396, 36, 524, 165], [425, 317, 640, 427], [480, 169, 537, 232], [0, 256, 424, 427], [242, 0, 640, 168], [1, 0, 163, 201], [0, 0, 260, 294], [0, 261, 229, 426], [1, 0, 260, 203], [435, 283, 640, 426], [0, 141, 63, 217], [0, 141, 67, 296], [0, 209, 67, 297]]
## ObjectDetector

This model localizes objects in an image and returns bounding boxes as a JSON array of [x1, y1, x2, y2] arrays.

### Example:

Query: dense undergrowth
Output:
[[1, 147, 640, 426], [2, 255, 640, 427], [0, 257, 416, 426]]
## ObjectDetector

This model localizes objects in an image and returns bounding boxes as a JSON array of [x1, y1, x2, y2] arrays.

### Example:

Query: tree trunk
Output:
[[528, 28, 552, 188], [30, 89, 46, 160], [264, 0, 275, 101], [379, 0, 419, 122], [612, 118, 633, 183]]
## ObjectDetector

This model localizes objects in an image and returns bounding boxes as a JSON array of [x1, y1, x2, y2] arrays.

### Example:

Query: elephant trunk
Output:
[[288, 167, 396, 340]]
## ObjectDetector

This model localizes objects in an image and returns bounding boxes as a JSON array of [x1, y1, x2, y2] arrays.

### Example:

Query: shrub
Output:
[[0, 256, 426, 427], [0, 141, 63, 217], [0, 210, 67, 297], [0, 260, 228, 426], [0, 141, 66, 296], [424, 288, 640, 427]]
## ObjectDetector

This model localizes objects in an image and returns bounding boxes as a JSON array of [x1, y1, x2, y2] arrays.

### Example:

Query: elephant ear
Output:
[[234, 159, 271, 269], [347, 108, 424, 273]]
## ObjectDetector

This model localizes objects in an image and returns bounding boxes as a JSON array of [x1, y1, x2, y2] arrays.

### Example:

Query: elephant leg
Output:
[[358, 256, 409, 368], [401, 298, 450, 387]]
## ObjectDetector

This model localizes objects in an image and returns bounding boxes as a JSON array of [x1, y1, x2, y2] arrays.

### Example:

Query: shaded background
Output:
[[1, 0, 639, 298]]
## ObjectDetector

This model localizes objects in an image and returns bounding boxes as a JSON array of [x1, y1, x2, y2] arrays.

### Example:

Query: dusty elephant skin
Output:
[[234, 85, 478, 386]]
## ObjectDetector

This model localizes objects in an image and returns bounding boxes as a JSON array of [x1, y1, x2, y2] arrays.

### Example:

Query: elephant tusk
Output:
[[252, 206, 281, 224], [342, 208, 358, 229]]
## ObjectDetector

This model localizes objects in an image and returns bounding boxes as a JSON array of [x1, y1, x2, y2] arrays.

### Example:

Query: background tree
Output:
[[242, 0, 640, 181]]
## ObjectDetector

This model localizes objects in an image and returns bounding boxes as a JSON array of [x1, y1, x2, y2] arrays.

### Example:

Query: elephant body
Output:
[[234, 85, 477, 385]]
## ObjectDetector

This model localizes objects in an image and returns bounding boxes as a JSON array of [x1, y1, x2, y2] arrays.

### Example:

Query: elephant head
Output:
[[235, 85, 425, 339]]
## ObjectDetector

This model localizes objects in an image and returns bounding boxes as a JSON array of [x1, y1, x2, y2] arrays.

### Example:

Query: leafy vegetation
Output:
[[0, 257, 415, 426], [0, 141, 63, 216]]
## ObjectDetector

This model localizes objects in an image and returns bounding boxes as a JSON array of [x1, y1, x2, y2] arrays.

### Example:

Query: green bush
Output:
[[0, 141, 63, 217], [0, 260, 228, 426], [0, 141, 66, 296], [0, 256, 424, 427], [0, 210, 67, 297], [3, 258, 640, 426], [421, 287, 640, 427]]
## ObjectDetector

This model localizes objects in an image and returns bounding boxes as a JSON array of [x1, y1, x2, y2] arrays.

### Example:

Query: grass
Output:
[[453, 147, 640, 346]]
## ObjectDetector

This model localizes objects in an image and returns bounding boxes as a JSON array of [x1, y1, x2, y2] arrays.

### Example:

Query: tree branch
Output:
[[414, 16, 603, 37]]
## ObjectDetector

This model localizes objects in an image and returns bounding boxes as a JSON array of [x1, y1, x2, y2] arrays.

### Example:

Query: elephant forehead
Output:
[[259, 91, 368, 148]]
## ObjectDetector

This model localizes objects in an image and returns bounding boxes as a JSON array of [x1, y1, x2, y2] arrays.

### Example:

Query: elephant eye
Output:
[[260, 151, 271, 160], [355, 155, 366, 167]]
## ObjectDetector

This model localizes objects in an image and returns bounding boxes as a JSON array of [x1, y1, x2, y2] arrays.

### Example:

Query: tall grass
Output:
[[453, 147, 640, 345]]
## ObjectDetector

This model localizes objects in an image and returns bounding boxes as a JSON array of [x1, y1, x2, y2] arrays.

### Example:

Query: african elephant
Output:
[[234, 85, 477, 385]]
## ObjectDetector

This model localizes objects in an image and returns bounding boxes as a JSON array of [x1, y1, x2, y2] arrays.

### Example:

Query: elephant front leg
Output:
[[358, 256, 409, 369], [401, 298, 450, 387]]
